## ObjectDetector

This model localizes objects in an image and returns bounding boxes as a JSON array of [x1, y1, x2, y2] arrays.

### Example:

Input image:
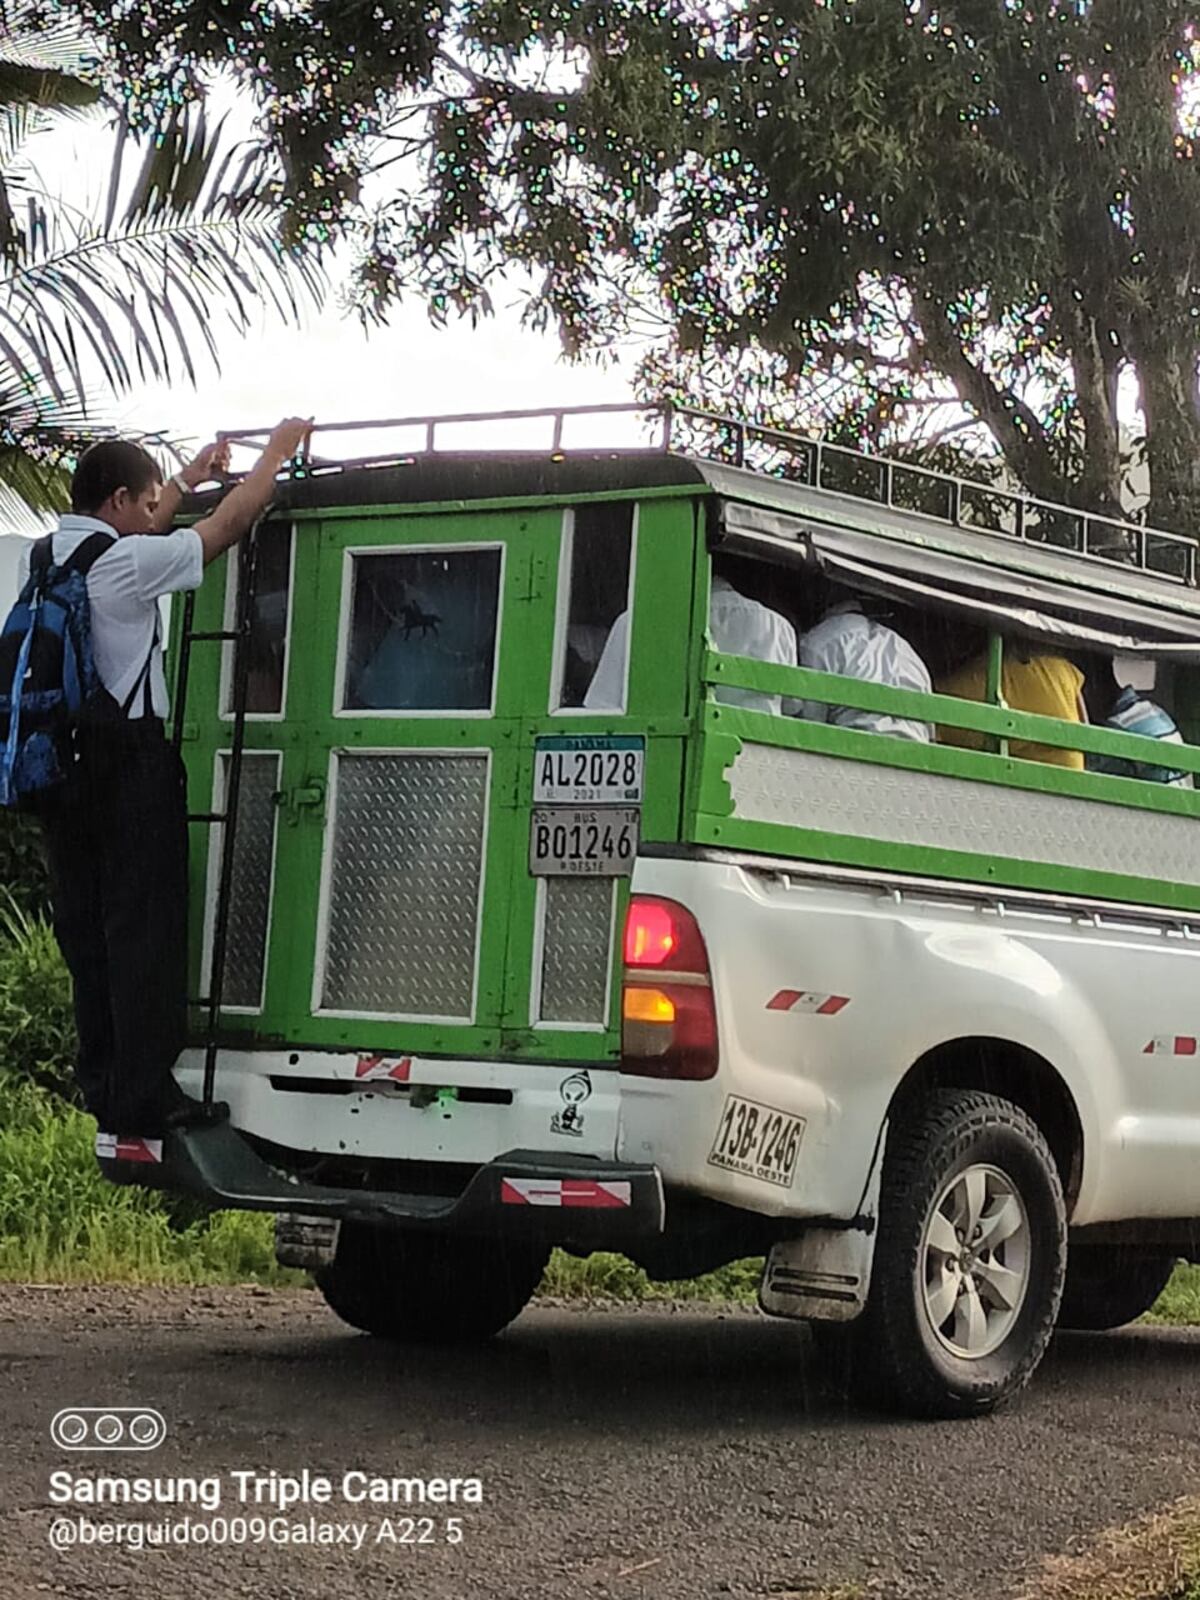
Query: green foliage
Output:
[[33, 0, 1200, 530], [0, 3, 325, 526], [0, 1077, 301, 1284], [539, 1250, 762, 1305], [0, 808, 50, 918], [1141, 1262, 1200, 1326], [0, 890, 76, 1102]]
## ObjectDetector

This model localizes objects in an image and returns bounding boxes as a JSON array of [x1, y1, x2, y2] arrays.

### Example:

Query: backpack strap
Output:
[[120, 617, 159, 718], [28, 531, 115, 597], [61, 531, 117, 578], [28, 536, 53, 589]]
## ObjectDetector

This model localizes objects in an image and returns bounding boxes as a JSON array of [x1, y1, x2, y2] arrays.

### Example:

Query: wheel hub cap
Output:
[[920, 1163, 1031, 1361]]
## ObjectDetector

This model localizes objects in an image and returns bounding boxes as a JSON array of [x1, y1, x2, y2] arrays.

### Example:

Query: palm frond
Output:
[[0, 85, 324, 524], [0, 381, 96, 528], [0, 6, 95, 276], [0, 103, 43, 167], [0, 3, 96, 115], [0, 3, 91, 77], [0, 103, 325, 411], [0, 60, 97, 113], [0, 448, 69, 526]]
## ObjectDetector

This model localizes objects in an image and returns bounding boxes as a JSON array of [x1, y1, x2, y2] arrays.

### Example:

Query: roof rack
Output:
[[217, 403, 1198, 589]]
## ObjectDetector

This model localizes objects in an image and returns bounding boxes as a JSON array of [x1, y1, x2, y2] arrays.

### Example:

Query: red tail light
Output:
[[621, 897, 718, 1080]]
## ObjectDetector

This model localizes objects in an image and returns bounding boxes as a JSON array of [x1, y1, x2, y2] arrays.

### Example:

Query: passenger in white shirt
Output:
[[796, 590, 933, 742], [584, 565, 798, 715]]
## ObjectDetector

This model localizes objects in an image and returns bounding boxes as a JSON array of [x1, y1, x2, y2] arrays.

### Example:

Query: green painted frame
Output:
[[692, 650, 1200, 911], [175, 493, 702, 1060]]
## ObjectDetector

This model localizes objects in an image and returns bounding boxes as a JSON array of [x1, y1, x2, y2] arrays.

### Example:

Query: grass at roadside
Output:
[[538, 1248, 761, 1304], [1144, 1263, 1200, 1326], [0, 1079, 301, 1286], [1016, 1497, 1200, 1600]]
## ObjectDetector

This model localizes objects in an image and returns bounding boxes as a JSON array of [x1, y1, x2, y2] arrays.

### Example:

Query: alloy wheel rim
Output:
[[920, 1163, 1031, 1360]]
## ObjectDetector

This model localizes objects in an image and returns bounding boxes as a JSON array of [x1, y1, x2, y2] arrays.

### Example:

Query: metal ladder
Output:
[[169, 512, 268, 1111]]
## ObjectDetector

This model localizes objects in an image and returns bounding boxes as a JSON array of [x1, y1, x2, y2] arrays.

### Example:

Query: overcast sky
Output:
[[120, 276, 641, 464], [32, 78, 642, 467]]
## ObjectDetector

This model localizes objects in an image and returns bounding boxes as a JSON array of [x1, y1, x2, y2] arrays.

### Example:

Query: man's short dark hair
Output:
[[71, 440, 162, 515]]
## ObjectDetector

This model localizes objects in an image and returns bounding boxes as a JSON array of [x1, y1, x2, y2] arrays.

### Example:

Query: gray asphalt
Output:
[[1, 1285, 1197, 1599]]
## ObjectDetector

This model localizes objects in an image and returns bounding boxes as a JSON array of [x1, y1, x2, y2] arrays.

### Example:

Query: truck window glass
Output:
[[224, 522, 292, 716], [342, 546, 502, 713], [556, 502, 635, 710]]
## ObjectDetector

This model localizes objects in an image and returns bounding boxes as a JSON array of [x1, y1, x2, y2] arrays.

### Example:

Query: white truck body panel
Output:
[[620, 855, 1200, 1226], [175, 1050, 623, 1165]]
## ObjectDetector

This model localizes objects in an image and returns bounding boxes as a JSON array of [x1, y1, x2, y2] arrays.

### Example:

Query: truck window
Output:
[[555, 502, 635, 711], [223, 522, 293, 717], [342, 545, 502, 713]]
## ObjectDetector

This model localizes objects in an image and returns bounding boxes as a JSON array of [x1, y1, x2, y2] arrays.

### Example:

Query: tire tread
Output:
[[852, 1089, 1067, 1418]]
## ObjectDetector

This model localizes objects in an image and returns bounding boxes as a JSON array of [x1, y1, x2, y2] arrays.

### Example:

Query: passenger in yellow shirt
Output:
[[937, 647, 1088, 769]]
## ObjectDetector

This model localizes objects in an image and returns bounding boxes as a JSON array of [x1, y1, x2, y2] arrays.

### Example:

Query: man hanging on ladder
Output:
[[36, 418, 312, 1140]]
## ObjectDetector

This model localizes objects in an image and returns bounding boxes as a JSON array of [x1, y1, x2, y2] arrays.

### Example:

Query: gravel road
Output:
[[1, 1284, 1197, 1600]]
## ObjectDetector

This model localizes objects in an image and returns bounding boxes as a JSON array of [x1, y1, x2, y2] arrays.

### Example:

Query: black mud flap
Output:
[[95, 1123, 665, 1242]]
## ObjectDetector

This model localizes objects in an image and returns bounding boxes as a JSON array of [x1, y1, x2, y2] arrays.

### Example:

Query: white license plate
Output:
[[708, 1096, 805, 1189], [534, 736, 645, 804], [529, 806, 639, 877]]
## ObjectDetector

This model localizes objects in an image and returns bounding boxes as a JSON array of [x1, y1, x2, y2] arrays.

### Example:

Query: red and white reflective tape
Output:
[[1143, 1036, 1198, 1058], [766, 990, 850, 1016], [95, 1133, 164, 1164], [500, 1177, 632, 1209], [354, 1055, 412, 1083]]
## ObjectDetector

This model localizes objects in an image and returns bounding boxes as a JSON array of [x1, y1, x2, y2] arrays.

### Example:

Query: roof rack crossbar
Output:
[[214, 403, 1197, 589]]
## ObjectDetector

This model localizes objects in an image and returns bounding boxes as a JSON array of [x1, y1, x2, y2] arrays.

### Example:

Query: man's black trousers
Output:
[[39, 720, 190, 1136]]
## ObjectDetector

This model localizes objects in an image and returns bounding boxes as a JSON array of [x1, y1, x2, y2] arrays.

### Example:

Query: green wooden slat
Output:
[[705, 650, 1200, 779]]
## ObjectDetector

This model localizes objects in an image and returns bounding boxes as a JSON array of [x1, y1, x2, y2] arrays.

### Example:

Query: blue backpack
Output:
[[0, 531, 117, 808]]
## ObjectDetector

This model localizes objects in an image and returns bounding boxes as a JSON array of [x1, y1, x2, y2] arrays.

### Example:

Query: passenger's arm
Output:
[[193, 419, 312, 567], [794, 630, 835, 722], [151, 440, 231, 533], [582, 611, 630, 710]]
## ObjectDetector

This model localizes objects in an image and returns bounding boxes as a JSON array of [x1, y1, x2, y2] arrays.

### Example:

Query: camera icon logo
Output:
[[51, 1408, 166, 1451]]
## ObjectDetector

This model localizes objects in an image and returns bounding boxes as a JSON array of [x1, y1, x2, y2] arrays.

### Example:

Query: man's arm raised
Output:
[[151, 439, 232, 534], [193, 419, 312, 567]]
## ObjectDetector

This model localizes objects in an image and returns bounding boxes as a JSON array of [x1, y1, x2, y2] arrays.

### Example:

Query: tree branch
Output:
[[1052, 286, 1122, 515], [802, 334, 924, 379], [911, 287, 1067, 503]]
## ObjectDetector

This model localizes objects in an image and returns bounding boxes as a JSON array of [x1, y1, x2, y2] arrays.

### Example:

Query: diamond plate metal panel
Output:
[[729, 742, 1200, 885], [321, 753, 489, 1017], [538, 877, 615, 1025], [212, 753, 280, 1010]]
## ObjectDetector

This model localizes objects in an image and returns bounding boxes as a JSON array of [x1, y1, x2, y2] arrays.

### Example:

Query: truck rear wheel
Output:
[[316, 1225, 549, 1344], [1057, 1246, 1176, 1331], [839, 1090, 1066, 1418]]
